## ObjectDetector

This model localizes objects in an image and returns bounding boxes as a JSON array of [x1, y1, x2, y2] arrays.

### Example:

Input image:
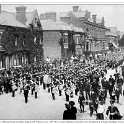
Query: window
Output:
[[23, 40, 25, 46], [76, 36, 79, 44], [34, 37, 37, 44], [34, 56, 36, 62], [15, 38, 17, 46], [0, 32, 2, 40], [22, 35, 25, 46], [39, 38, 42, 45]]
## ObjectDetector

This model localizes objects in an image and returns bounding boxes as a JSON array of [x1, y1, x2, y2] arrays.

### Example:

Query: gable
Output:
[[32, 10, 41, 28]]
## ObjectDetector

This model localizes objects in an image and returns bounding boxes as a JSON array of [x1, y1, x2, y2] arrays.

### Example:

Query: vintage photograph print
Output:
[[0, 4, 124, 120]]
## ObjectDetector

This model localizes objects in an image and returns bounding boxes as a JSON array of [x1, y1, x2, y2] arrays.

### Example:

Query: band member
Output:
[[11, 79, 17, 97], [24, 84, 30, 103], [108, 75, 115, 97], [96, 101, 105, 120], [58, 83, 63, 96], [78, 93, 85, 113], [65, 88, 70, 102], [34, 83, 39, 99], [51, 85, 56, 100]]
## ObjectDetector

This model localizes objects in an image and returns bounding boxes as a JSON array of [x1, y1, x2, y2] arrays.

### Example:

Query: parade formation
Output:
[[0, 51, 124, 120]]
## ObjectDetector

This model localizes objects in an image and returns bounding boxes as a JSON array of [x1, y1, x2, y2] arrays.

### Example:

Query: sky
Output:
[[1, 4, 124, 32]]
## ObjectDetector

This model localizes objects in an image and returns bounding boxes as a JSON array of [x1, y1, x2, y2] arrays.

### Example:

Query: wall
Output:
[[43, 31, 61, 59]]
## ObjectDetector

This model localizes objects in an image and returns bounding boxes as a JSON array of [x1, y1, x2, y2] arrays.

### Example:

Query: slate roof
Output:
[[0, 11, 27, 28], [40, 19, 84, 33], [60, 10, 103, 25], [0, 9, 38, 28], [105, 31, 118, 37], [72, 11, 86, 18]]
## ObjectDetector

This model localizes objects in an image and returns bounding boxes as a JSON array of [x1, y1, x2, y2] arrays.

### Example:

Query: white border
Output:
[[1, 1, 124, 123]]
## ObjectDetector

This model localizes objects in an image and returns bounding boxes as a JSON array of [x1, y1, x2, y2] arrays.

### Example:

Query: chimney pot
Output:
[[92, 14, 96, 23], [16, 6, 27, 25], [85, 10, 91, 20], [72, 6, 79, 12], [101, 17, 104, 26]]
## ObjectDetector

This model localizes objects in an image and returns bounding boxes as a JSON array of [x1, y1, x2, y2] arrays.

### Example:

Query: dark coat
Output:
[[78, 96, 85, 104], [63, 109, 71, 120], [70, 106, 77, 120], [106, 106, 122, 120]]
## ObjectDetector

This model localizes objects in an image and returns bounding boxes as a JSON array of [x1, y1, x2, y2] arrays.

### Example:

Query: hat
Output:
[[99, 100, 104, 104], [110, 99, 115, 104], [69, 101, 75, 106]]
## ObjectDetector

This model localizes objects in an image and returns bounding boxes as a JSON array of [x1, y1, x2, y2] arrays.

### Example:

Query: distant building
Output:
[[59, 6, 109, 56], [40, 6, 122, 58]]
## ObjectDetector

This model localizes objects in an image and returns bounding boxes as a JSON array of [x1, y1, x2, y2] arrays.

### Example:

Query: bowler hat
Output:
[[69, 101, 75, 106]]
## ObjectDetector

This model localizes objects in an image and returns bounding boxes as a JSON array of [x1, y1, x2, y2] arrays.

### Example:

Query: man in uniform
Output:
[[24, 83, 30, 103], [78, 93, 85, 113]]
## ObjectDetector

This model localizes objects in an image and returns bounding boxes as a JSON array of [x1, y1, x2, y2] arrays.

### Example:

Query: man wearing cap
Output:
[[106, 100, 122, 120]]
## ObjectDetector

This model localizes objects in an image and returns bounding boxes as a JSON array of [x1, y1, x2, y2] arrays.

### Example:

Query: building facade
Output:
[[0, 5, 43, 69], [40, 13, 84, 59], [59, 6, 109, 56]]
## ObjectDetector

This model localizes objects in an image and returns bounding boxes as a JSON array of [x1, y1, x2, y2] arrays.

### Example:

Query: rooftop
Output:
[[40, 19, 84, 33], [0, 9, 39, 29], [0, 11, 27, 28]]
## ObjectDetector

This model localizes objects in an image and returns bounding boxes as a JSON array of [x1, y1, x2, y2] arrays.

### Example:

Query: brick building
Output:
[[0, 5, 43, 69], [40, 13, 84, 59], [59, 6, 109, 56]]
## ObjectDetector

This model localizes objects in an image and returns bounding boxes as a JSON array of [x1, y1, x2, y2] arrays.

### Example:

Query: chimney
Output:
[[16, 6, 27, 25], [85, 10, 91, 20], [0, 4, 1, 13], [101, 17, 104, 26], [92, 14, 96, 23], [72, 6, 79, 12]]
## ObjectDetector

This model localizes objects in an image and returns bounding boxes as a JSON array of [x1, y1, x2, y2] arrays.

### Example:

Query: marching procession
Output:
[[0, 51, 124, 120]]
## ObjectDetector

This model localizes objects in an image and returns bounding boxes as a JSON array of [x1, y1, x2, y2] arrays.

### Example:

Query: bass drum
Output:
[[43, 74, 51, 84]]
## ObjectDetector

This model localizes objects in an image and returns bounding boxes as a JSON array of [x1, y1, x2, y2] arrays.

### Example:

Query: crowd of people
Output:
[[0, 51, 124, 120]]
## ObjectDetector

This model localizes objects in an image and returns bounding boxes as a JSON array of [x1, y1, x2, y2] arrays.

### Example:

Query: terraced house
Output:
[[59, 6, 110, 56], [0, 5, 43, 69]]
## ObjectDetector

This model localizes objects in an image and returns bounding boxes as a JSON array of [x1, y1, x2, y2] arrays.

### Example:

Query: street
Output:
[[0, 69, 123, 120]]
